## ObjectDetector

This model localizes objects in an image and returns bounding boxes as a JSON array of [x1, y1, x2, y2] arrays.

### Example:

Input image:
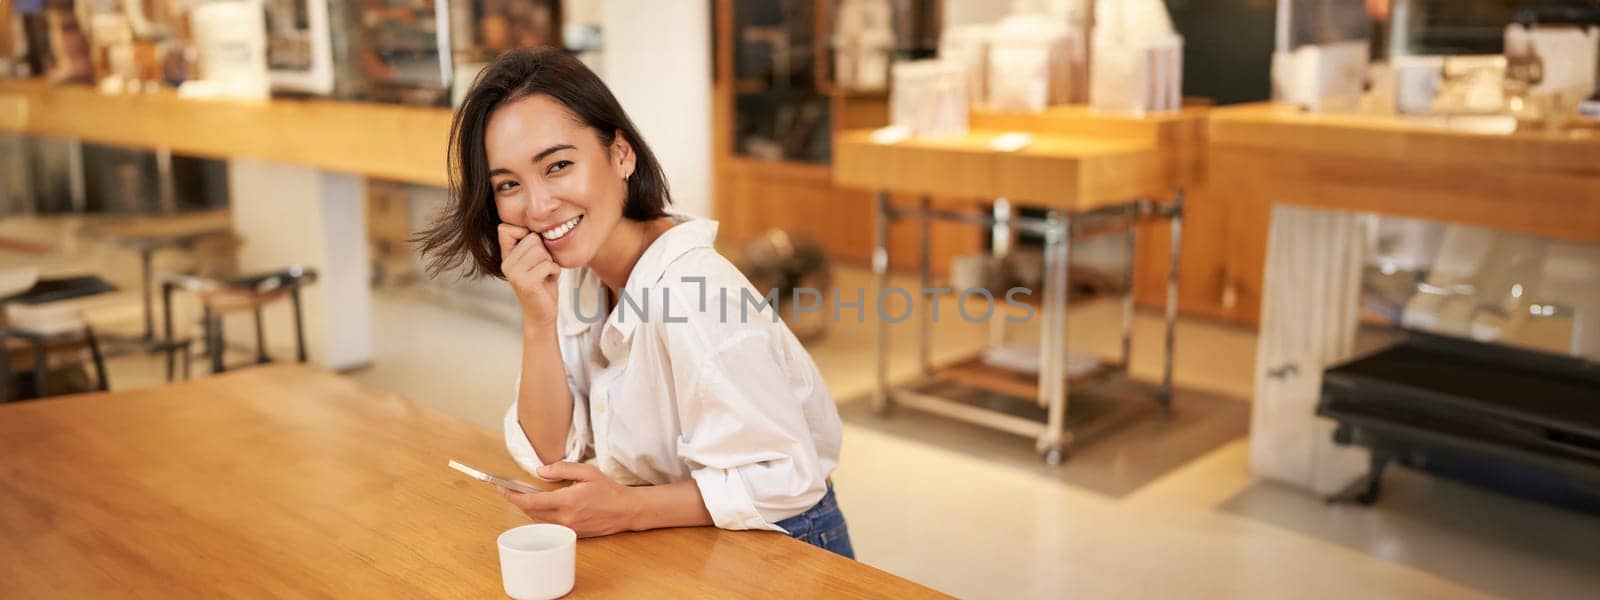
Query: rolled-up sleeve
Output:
[[674, 328, 828, 533], [504, 374, 590, 480]]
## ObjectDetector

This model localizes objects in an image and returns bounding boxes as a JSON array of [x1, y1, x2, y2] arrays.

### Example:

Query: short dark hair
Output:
[[415, 47, 672, 279]]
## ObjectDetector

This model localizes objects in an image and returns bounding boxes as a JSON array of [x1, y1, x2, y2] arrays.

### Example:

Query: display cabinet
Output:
[[713, 0, 974, 272]]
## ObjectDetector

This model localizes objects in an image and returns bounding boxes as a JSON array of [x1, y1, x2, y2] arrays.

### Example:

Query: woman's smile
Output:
[[539, 214, 583, 248]]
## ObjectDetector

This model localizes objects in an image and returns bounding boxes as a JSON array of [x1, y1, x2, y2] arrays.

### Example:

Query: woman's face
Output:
[[485, 93, 635, 269]]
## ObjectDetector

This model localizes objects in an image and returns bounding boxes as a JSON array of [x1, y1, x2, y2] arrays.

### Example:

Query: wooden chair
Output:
[[160, 266, 317, 379]]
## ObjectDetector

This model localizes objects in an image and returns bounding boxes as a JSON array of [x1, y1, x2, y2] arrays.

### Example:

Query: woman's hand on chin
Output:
[[498, 462, 641, 537], [498, 223, 561, 330]]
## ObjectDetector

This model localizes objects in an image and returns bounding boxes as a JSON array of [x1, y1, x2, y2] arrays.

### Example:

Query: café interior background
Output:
[[2, 0, 1599, 598]]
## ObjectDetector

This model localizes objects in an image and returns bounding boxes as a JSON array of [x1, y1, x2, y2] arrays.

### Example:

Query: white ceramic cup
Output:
[[497, 524, 576, 600]]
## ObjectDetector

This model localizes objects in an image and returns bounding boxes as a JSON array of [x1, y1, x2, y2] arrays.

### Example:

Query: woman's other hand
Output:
[[499, 223, 561, 328], [498, 462, 640, 538]]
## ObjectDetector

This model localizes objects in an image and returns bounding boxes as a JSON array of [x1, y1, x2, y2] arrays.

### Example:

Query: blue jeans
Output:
[[776, 484, 855, 559]]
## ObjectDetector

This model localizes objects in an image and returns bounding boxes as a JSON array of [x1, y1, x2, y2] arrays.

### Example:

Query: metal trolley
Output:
[[836, 128, 1189, 464]]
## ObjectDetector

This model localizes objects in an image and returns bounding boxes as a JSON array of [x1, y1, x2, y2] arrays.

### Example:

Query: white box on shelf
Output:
[[1271, 40, 1369, 113], [939, 24, 992, 106], [1088, 0, 1183, 114], [1091, 33, 1184, 114], [834, 0, 895, 92], [985, 14, 1080, 112], [890, 59, 968, 136]]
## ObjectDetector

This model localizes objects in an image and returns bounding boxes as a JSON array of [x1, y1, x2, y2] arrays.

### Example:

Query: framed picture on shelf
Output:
[[21, 0, 92, 84], [338, 0, 453, 105], [451, 0, 561, 62], [1, 0, 23, 77], [265, 0, 334, 94]]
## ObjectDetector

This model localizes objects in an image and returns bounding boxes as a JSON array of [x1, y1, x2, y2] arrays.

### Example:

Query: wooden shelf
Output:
[[928, 353, 1122, 402], [888, 348, 1161, 450], [824, 86, 889, 100], [0, 79, 452, 187], [732, 78, 773, 95], [721, 155, 832, 178]]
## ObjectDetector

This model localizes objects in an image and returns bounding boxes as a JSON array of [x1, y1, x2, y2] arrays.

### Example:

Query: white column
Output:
[[1249, 204, 1370, 495], [227, 159, 373, 371], [600, 0, 712, 218]]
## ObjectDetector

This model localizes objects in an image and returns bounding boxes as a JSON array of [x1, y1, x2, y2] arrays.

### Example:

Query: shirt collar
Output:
[[556, 216, 719, 340]]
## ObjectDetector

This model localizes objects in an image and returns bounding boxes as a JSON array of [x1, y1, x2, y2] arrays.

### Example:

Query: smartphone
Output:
[[448, 460, 545, 494]]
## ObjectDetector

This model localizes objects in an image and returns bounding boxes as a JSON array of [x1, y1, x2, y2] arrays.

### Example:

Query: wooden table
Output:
[[1211, 103, 1600, 496], [0, 365, 942, 598], [84, 210, 235, 342], [834, 129, 1184, 464]]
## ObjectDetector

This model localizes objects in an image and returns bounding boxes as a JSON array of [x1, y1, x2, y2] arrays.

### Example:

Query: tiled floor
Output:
[[9, 217, 1599, 599]]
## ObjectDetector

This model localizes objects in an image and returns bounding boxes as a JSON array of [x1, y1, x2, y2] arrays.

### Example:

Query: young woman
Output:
[[416, 48, 852, 558]]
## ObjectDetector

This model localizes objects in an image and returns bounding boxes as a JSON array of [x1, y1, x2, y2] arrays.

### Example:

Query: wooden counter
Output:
[[1211, 102, 1600, 242], [0, 79, 452, 187], [0, 365, 941, 598], [1217, 103, 1600, 496], [1208, 102, 1600, 327], [833, 129, 1168, 212]]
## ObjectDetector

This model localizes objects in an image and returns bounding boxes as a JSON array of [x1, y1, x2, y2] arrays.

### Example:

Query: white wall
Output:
[[563, 0, 602, 27], [599, 0, 713, 218], [944, 0, 1014, 29], [228, 160, 373, 371]]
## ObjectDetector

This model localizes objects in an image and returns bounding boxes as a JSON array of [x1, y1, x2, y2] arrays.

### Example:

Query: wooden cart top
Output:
[[833, 129, 1180, 212]]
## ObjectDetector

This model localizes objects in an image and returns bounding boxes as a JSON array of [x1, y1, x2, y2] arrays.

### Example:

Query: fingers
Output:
[[527, 260, 560, 286], [500, 228, 557, 284], [536, 461, 602, 483], [499, 485, 560, 513], [504, 251, 559, 291], [499, 484, 581, 526], [497, 223, 529, 259], [503, 231, 552, 268]]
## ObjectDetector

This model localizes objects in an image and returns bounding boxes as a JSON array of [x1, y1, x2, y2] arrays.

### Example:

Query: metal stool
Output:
[[0, 325, 109, 402], [160, 266, 317, 379]]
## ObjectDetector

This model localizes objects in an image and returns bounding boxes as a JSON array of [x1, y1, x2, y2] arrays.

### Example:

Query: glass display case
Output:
[[729, 0, 831, 163], [723, 0, 939, 164], [1386, 0, 1595, 57], [1277, 0, 1373, 53]]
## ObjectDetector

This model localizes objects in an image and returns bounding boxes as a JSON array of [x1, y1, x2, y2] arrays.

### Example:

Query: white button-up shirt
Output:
[[504, 218, 843, 532]]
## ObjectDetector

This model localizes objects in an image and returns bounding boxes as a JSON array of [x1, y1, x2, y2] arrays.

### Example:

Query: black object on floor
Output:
[[1319, 331, 1600, 513]]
